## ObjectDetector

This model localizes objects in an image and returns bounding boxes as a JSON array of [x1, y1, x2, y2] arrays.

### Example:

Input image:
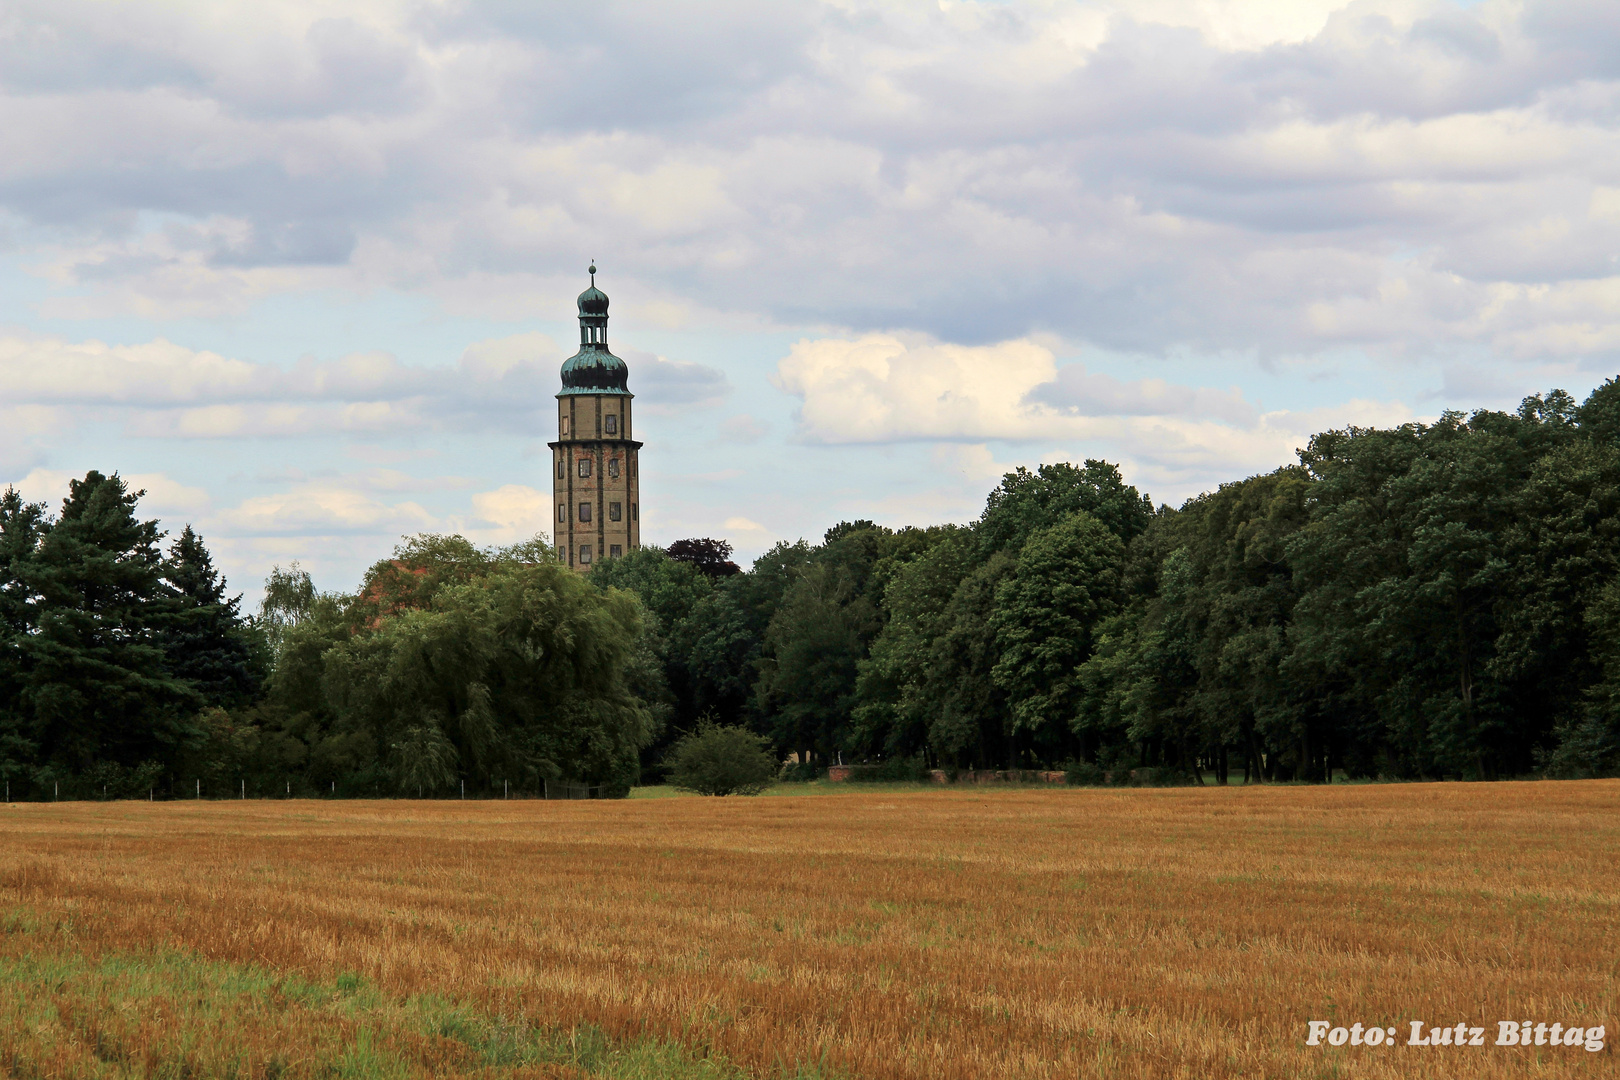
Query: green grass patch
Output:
[[0, 935, 825, 1079]]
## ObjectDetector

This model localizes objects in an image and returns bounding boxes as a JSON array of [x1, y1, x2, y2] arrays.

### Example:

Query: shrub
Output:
[[665, 722, 777, 796], [1063, 760, 1107, 786], [779, 760, 821, 782]]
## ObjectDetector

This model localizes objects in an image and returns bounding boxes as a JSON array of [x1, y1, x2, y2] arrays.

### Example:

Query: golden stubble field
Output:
[[2, 781, 1618, 1079]]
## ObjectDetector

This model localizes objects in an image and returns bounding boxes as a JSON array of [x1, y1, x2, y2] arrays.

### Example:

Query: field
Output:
[[2, 782, 1617, 1079]]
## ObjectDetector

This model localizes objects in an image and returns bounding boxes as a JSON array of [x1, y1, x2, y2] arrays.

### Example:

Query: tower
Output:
[[550, 264, 642, 570]]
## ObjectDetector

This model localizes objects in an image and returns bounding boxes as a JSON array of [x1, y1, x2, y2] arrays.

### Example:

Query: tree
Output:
[[978, 460, 1154, 557], [17, 472, 198, 780], [158, 525, 260, 708], [852, 528, 974, 760], [259, 562, 316, 664], [991, 511, 1125, 760], [320, 546, 655, 796], [667, 538, 742, 577], [756, 562, 878, 763], [665, 720, 777, 795], [0, 488, 49, 787]]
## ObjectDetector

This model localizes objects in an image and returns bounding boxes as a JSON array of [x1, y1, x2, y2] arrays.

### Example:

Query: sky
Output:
[[3, 0, 1619, 601]]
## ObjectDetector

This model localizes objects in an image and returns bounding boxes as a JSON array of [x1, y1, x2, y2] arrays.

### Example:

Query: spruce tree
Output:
[[160, 525, 260, 708], [0, 488, 49, 783], [19, 472, 199, 773]]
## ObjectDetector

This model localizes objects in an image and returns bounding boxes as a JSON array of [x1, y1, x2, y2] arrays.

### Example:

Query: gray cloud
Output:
[[2, 0, 1618, 368], [1030, 365, 1259, 426], [0, 328, 729, 437]]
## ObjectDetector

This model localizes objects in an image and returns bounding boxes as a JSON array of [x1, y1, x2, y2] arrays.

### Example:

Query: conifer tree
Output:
[[159, 525, 259, 708], [19, 472, 198, 773], [0, 488, 49, 785]]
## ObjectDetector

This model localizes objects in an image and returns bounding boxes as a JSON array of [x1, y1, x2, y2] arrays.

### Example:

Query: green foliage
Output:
[[158, 525, 262, 709], [319, 547, 654, 796], [977, 460, 1154, 556], [15, 472, 201, 779], [991, 511, 1125, 751], [15, 383, 1620, 795], [664, 720, 777, 796]]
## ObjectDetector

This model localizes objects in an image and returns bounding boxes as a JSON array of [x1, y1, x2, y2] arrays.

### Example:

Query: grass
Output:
[[2, 781, 1617, 1078], [0, 949, 760, 1079]]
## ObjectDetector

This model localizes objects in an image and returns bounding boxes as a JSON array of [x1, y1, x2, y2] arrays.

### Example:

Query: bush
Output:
[[779, 760, 821, 782], [1063, 760, 1107, 786], [664, 722, 777, 796]]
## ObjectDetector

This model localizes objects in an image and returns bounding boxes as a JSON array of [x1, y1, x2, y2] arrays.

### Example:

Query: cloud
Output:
[[0, 329, 583, 437], [775, 334, 1058, 443], [0, 0, 1615, 369], [4, 466, 209, 517], [774, 331, 1414, 493], [466, 483, 554, 546], [617, 348, 730, 408], [209, 485, 437, 537]]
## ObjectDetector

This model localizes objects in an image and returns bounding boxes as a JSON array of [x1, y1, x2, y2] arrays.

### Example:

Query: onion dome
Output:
[[560, 346, 629, 393], [577, 264, 609, 316], [559, 263, 631, 395]]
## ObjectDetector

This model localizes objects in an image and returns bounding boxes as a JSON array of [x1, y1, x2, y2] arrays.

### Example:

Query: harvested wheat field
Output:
[[2, 781, 1617, 1080]]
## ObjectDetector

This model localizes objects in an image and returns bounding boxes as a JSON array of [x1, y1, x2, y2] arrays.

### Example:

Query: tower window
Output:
[[557, 504, 566, 522], [608, 458, 620, 479], [556, 459, 564, 479], [578, 458, 591, 478], [610, 544, 622, 558], [579, 544, 592, 564], [579, 502, 591, 523], [632, 502, 638, 520], [609, 502, 621, 521], [557, 544, 565, 559], [605, 414, 618, 434], [561, 416, 570, 436]]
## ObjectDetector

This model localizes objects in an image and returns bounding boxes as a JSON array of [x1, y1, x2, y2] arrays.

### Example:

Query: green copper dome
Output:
[[559, 264, 630, 396], [577, 284, 608, 316], [559, 344, 629, 394]]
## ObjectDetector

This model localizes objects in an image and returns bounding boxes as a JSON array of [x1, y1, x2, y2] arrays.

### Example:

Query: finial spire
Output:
[[589, 261, 596, 284]]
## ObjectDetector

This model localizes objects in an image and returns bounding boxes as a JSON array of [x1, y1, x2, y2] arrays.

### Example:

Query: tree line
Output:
[[596, 381, 1620, 784], [4, 380, 1620, 797]]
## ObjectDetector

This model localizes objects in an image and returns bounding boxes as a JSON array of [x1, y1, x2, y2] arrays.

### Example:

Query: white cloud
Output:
[[466, 483, 554, 546], [775, 332, 1414, 495], [209, 484, 437, 536], [3, 466, 209, 518], [776, 333, 1058, 443]]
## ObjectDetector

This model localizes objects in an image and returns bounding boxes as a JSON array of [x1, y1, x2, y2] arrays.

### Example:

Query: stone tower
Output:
[[549, 264, 642, 570]]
